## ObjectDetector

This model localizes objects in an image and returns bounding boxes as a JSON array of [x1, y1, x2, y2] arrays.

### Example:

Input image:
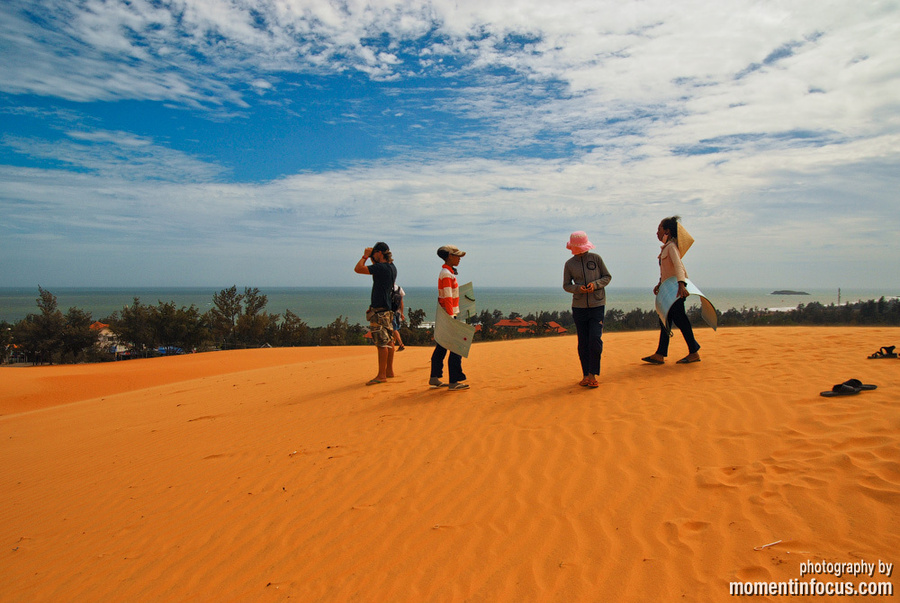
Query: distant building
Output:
[[494, 317, 568, 335], [495, 317, 533, 330], [546, 321, 568, 334], [90, 321, 129, 358]]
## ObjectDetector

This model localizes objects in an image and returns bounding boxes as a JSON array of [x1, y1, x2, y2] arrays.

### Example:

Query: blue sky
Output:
[[1, 0, 899, 290]]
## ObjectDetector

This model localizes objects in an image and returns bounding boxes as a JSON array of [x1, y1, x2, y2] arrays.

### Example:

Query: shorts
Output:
[[369, 310, 394, 348]]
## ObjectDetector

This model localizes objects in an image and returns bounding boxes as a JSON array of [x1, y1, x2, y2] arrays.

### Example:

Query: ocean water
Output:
[[1, 286, 896, 328]]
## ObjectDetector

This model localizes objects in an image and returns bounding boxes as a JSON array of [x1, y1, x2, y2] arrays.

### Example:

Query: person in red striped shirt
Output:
[[430, 245, 469, 391]]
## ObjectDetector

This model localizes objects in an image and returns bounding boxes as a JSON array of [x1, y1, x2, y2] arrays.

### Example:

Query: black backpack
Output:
[[390, 285, 402, 311]]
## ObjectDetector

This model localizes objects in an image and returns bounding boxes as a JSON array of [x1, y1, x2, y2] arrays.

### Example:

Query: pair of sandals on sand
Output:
[[867, 345, 898, 359], [820, 379, 878, 397], [578, 376, 600, 388]]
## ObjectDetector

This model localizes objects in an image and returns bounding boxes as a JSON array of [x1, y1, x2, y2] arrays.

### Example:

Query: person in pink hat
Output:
[[563, 231, 612, 388]]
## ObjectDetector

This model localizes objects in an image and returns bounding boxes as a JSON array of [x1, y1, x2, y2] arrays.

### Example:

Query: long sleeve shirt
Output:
[[563, 252, 612, 308], [438, 264, 459, 316], [658, 241, 688, 283]]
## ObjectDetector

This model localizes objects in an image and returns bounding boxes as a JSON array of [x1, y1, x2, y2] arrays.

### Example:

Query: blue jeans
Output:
[[573, 305, 604, 376]]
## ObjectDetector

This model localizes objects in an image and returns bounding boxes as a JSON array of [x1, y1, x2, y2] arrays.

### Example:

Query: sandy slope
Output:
[[1, 327, 898, 601]]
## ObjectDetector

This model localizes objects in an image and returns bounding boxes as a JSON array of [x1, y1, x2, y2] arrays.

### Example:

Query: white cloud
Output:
[[4, 1, 899, 145], [1, 0, 899, 288], [3, 130, 898, 289], [2, 130, 226, 182]]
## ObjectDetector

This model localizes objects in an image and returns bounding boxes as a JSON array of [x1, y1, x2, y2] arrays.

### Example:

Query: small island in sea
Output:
[[771, 290, 810, 295]]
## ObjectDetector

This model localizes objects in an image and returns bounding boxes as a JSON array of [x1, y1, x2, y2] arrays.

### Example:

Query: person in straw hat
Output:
[[563, 231, 612, 388], [642, 216, 702, 365]]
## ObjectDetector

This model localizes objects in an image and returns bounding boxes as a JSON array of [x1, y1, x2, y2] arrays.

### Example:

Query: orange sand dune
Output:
[[1, 327, 898, 602]]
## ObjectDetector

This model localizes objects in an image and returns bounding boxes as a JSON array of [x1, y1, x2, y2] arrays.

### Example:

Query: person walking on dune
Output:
[[642, 216, 703, 365], [430, 245, 469, 391]]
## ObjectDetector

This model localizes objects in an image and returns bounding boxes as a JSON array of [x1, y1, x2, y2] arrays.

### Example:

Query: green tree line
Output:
[[2, 288, 898, 365], [1, 286, 434, 365]]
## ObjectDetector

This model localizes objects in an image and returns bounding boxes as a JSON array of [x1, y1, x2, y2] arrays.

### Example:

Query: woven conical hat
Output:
[[677, 222, 694, 257]]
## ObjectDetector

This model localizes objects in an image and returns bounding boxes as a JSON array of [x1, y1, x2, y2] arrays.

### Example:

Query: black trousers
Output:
[[431, 344, 466, 383], [656, 297, 700, 356], [573, 305, 605, 375]]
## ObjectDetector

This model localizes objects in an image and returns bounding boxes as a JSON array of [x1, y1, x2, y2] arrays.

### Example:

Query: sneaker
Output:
[[447, 382, 470, 391], [429, 378, 447, 387]]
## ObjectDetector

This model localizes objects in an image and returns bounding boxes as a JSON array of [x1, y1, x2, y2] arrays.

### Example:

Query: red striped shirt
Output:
[[438, 264, 459, 316]]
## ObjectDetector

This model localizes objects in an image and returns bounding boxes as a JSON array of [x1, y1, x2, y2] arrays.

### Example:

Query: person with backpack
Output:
[[354, 242, 397, 385], [391, 281, 406, 351]]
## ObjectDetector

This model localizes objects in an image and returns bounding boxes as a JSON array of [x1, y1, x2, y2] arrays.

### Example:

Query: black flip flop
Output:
[[868, 346, 897, 359], [820, 383, 861, 397], [843, 379, 877, 391]]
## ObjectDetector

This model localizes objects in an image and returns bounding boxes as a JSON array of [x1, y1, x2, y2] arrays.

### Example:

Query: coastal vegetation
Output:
[[2, 287, 899, 365]]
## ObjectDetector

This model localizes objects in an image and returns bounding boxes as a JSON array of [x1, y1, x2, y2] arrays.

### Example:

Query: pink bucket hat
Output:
[[566, 231, 595, 255]]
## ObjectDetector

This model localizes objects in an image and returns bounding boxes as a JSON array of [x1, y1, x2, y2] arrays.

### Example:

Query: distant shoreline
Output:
[[771, 290, 810, 295]]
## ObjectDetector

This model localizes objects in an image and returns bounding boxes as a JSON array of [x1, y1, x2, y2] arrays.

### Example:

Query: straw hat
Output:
[[676, 223, 694, 257]]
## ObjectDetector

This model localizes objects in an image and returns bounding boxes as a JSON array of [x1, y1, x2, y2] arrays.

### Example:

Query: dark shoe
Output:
[[676, 354, 700, 364], [867, 346, 897, 359], [641, 355, 664, 365], [843, 379, 876, 391], [820, 383, 860, 397]]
